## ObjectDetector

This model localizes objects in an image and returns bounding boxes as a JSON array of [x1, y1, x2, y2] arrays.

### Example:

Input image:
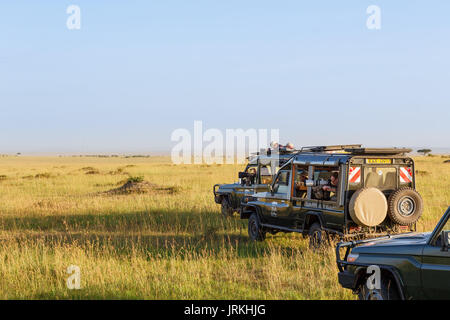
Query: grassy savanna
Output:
[[0, 155, 448, 299]]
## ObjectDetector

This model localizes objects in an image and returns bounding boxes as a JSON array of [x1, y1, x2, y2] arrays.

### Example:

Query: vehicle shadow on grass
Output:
[[0, 210, 308, 259]]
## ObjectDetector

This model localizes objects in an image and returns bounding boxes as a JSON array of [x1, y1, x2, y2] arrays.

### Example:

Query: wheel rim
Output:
[[398, 196, 415, 216], [366, 290, 384, 300]]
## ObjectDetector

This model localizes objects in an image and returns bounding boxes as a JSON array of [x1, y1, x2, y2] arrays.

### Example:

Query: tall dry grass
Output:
[[0, 155, 448, 299]]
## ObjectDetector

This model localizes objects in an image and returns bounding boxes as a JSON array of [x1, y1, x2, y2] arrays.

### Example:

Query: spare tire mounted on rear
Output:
[[349, 187, 388, 227], [387, 187, 423, 225]]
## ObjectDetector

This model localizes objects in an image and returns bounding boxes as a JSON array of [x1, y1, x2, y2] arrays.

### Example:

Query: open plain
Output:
[[0, 155, 448, 299]]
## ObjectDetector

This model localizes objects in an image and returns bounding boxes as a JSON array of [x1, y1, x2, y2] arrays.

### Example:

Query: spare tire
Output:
[[349, 187, 388, 227], [387, 187, 423, 225]]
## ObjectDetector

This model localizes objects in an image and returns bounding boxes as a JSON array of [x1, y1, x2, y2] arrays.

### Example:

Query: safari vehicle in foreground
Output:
[[240, 145, 423, 247], [336, 206, 450, 300], [213, 145, 297, 217]]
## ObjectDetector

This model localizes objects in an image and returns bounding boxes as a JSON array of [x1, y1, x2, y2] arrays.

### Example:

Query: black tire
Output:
[[248, 213, 266, 241], [358, 276, 400, 300], [388, 187, 423, 226], [221, 198, 234, 218], [308, 222, 328, 250]]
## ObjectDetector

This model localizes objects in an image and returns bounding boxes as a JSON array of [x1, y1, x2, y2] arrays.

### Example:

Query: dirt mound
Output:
[[85, 169, 100, 175], [104, 180, 180, 195]]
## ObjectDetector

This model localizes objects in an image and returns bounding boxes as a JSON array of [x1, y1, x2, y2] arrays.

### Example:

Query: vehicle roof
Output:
[[247, 146, 412, 166], [292, 153, 352, 166], [248, 153, 295, 165], [292, 151, 412, 166]]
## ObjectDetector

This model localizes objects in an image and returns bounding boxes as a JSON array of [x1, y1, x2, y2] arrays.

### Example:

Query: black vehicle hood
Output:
[[353, 232, 431, 254]]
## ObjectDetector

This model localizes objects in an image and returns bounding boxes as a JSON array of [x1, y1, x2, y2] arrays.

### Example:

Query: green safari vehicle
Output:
[[336, 206, 450, 300], [213, 145, 297, 217], [240, 145, 423, 247]]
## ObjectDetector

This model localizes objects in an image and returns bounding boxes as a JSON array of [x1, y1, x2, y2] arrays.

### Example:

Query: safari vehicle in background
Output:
[[240, 145, 423, 247], [336, 206, 450, 300], [213, 145, 297, 217]]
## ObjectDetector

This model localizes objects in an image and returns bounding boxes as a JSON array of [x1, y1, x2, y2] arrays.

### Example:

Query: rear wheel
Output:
[[308, 223, 328, 250], [388, 188, 423, 226], [221, 198, 234, 218], [248, 213, 266, 241], [358, 276, 400, 300]]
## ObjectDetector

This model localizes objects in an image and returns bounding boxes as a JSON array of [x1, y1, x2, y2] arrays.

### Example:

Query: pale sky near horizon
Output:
[[1, 1, 449, 154]]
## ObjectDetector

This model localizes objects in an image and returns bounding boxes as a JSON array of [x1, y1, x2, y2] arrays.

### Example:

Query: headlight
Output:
[[347, 253, 359, 263]]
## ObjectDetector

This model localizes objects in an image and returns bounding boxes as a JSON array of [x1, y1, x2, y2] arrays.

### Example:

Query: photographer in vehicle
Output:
[[312, 172, 339, 200]]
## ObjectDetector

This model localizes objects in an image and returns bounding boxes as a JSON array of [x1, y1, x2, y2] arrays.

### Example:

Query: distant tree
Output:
[[417, 149, 432, 156]]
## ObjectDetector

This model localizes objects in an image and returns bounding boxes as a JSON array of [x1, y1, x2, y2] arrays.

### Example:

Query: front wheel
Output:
[[248, 213, 266, 241], [358, 277, 400, 300], [221, 198, 234, 218], [308, 223, 328, 250]]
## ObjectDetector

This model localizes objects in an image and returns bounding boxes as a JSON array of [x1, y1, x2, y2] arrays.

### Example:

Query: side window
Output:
[[311, 166, 340, 202], [294, 165, 309, 198], [273, 171, 291, 195], [259, 165, 273, 184], [435, 216, 450, 247]]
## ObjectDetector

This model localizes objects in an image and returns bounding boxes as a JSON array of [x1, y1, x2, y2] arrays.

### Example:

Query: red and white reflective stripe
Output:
[[399, 167, 413, 183], [348, 167, 361, 183]]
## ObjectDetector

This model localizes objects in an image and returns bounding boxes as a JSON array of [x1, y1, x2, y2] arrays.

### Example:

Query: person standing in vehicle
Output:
[[322, 172, 339, 200]]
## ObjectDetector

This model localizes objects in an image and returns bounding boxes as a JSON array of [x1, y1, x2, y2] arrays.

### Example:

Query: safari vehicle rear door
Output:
[[420, 208, 450, 299]]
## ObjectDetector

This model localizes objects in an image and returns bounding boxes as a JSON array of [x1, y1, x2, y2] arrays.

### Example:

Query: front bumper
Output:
[[213, 184, 222, 203], [338, 271, 356, 290]]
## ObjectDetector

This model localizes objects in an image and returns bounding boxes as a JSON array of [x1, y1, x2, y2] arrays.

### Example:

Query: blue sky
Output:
[[0, 1, 449, 153]]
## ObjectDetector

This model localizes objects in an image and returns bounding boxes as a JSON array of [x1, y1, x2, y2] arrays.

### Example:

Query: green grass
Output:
[[0, 155, 448, 299]]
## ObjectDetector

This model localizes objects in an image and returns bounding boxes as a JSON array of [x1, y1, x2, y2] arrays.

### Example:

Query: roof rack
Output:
[[300, 144, 362, 153], [344, 148, 412, 155]]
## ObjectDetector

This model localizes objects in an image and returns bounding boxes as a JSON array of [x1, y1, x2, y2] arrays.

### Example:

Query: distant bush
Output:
[[35, 173, 52, 179], [85, 169, 100, 175], [81, 167, 96, 171], [126, 176, 145, 183]]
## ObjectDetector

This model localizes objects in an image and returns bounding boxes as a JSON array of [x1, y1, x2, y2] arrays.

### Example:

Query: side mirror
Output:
[[305, 179, 314, 187], [441, 230, 450, 251]]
